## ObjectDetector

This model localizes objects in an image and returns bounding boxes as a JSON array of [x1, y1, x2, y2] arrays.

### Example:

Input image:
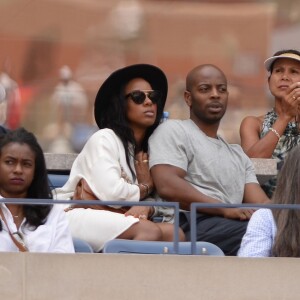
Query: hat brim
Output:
[[94, 64, 168, 128], [264, 53, 300, 72]]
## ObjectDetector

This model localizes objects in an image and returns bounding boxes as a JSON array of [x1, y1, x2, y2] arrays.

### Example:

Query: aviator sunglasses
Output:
[[125, 90, 162, 104]]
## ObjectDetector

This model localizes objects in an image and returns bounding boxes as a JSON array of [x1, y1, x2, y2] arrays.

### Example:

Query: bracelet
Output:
[[269, 127, 281, 140], [139, 183, 150, 197]]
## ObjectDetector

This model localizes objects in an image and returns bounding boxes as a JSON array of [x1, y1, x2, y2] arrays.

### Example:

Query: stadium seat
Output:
[[48, 173, 69, 189], [103, 239, 224, 256], [73, 238, 93, 253]]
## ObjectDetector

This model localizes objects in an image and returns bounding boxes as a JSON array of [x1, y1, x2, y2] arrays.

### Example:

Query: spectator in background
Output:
[[238, 144, 300, 257], [0, 63, 22, 129], [240, 49, 300, 198], [46, 65, 91, 153], [0, 85, 7, 134], [0, 128, 74, 252]]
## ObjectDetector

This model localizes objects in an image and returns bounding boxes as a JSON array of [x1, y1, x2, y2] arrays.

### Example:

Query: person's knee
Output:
[[156, 223, 186, 241], [140, 221, 163, 241], [179, 228, 186, 241], [123, 220, 163, 241]]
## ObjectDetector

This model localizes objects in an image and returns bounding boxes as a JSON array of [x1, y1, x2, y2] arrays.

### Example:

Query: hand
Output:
[[222, 208, 256, 221], [280, 82, 300, 120], [124, 206, 153, 220], [134, 151, 153, 187]]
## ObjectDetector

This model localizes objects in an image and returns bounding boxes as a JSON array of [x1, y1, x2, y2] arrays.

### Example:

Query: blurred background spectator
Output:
[[0, 60, 21, 130], [0, 0, 300, 150], [43, 65, 96, 153]]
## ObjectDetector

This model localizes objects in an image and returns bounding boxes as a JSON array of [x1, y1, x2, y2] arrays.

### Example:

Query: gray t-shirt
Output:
[[149, 119, 258, 205]]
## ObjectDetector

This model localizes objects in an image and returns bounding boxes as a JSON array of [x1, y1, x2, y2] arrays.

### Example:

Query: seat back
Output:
[[103, 239, 224, 256], [73, 238, 93, 253], [48, 173, 69, 190]]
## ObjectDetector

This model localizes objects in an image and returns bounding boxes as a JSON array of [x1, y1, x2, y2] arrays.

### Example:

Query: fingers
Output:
[[239, 209, 254, 221], [134, 151, 149, 165], [125, 206, 150, 219], [288, 82, 300, 102]]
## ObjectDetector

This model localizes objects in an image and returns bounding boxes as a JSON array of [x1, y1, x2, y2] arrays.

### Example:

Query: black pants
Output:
[[180, 212, 248, 256]]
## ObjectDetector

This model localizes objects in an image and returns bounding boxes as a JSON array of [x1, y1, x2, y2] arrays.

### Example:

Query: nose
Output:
[[211, 87, 220, 98], [144, 94, 153, 105], [14, 163, 23, 174], [281, 71, 290, 80]]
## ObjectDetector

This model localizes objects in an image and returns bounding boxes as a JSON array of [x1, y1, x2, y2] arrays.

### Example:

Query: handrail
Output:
[[0, 198, 180, 254], [5, 198, 297, 255], [190, 202, 300, 255]]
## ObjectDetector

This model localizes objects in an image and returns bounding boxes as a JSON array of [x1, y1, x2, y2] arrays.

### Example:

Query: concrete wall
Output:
[[1, 253, 300, 300]]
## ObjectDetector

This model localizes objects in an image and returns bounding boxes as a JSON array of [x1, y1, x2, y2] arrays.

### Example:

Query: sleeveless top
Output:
[[260, 109, 300, 197]]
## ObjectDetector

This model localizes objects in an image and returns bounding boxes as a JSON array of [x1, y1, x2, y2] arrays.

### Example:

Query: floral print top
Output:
[[260, 109, 300, 197]]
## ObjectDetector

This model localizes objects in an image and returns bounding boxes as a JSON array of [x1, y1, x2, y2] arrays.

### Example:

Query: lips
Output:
[[10, 178, 24, 185], [144, 110, 155, 117], [278, 84, 289, 89], [207, 102, 223, 112]]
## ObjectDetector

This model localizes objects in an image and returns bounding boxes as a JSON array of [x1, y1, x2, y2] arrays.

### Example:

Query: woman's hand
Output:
[[280, 82, 300, 120], [134, 151, 152, 183], [134, 151, 154, 198], [124, 205, 154, 220]]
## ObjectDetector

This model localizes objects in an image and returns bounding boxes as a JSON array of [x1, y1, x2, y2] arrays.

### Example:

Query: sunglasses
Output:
[[125, 90, 162, 104]]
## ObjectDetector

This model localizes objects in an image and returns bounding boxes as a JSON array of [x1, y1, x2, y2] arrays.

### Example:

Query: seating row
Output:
[[46, 156, 278, 256]]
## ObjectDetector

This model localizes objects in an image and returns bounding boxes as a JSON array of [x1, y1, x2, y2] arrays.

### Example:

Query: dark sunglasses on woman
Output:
[[125, 90, 162, 104]]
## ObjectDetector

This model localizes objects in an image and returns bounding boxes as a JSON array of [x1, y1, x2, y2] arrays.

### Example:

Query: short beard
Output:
[[192, 110, 225, 125]]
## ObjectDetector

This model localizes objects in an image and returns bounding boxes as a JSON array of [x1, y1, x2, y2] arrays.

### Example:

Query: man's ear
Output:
[[184, 90, 192, 107]]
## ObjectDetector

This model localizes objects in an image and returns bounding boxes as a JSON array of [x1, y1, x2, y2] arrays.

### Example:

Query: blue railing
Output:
[[190, 202, 300, 255], [3, 197, 299, 255], [0, 198, 180, 254]]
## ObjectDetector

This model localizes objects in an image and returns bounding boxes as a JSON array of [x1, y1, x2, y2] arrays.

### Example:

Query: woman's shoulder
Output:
[[89, 128, 117, 140], [85, 128, 121, 148], [240, 115, 265, 137], [241, 115, 264, 127]]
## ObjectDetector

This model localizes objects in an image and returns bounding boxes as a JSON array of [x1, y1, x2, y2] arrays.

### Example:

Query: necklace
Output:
[[12, 209, 23, 219]]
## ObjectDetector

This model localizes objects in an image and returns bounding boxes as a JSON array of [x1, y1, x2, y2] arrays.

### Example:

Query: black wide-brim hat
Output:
[[94, 64, 168, 128]]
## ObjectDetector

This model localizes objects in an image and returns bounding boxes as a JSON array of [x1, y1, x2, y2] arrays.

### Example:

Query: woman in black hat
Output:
[[240, 49, 300, 198], [54, 64, 184, 252]]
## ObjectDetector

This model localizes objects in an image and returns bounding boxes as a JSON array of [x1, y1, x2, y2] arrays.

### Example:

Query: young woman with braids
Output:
[[238, 144, 300, 257], [0, 128, 74, 252], [54, 64, 185, 252]]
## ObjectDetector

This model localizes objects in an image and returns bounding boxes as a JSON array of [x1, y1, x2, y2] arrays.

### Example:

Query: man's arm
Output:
[[243, 183, 271, 204], [151, 164, 250, 219]]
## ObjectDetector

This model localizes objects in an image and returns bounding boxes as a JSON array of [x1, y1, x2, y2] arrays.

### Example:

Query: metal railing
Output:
[[4, 197, 298, 255], [190, 202, 300, 255], [0, 198, 180, 253]]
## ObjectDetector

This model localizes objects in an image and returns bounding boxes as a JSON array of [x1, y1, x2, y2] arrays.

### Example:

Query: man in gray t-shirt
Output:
[[149, 64, 270, 255]]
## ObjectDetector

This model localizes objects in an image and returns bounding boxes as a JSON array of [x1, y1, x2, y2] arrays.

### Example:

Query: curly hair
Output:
[[0, 128, 52, 229]]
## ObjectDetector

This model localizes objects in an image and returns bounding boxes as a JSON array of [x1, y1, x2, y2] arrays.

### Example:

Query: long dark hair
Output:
[[97, 79, 164, 179], [269, 49, 300, 73], [0, 128, 52, 228], [272, 145, 300, 257]]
